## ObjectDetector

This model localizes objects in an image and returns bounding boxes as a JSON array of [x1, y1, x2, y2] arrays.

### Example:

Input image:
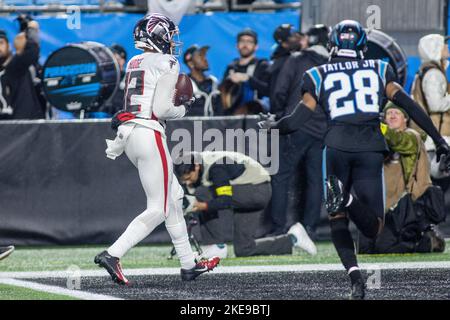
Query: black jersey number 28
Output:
[[124, 70, 145, 112]]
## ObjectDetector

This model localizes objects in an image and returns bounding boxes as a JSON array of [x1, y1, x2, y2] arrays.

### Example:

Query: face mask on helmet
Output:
[[328, 20, 367, 59], [134, 15, 182, 56]]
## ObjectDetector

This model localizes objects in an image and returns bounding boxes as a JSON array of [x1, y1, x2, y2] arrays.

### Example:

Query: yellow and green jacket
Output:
[[381, 124, 432, 211]]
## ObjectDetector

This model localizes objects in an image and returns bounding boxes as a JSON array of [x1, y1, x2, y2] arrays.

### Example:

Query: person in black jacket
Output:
[[267, 24, 330, 238], [0, 19, 44, 120], [220, 29, 269, 115], [250, 24, 301, 105], [175, 151, 317, 258]]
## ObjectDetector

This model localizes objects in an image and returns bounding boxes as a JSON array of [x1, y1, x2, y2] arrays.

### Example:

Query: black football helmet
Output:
[[133, 13, 181, 55], [328, 20, 368, 58]]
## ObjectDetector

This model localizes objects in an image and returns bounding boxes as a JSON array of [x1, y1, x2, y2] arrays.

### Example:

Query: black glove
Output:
[[436, 141, 449, 162], [257, 112, 276, 131], [436, 141, 450, 172], [111, 110, 136, 131]]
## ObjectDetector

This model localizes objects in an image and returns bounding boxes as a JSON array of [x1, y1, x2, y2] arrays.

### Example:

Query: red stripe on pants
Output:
[[154, 131, 168, 214]]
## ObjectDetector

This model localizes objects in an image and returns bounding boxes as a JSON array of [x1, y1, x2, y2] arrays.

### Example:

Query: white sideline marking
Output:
[[0, 278, 122, 300], [1, 261, 450, 279]]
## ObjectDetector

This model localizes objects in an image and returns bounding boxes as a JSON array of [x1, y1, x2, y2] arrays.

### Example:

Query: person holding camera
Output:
[[411, 34, 450, 180], [175, 151, 317, 259], [358, 102, 446, 254], [0, 16, 45, 120], [220, 29, 269, 115]]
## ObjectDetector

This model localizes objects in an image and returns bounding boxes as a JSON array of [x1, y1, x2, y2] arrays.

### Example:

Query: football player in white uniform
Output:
[[94, 13, 220, 285]]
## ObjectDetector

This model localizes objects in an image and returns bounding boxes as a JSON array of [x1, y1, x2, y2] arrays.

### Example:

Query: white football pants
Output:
[[108, 125, 195, 270]]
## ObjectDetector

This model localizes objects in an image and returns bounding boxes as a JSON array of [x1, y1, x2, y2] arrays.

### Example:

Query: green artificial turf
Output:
[[0, 283, 77, 300]]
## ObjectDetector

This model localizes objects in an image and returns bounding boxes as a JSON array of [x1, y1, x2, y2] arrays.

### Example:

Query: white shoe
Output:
[[288, 223, 317, 255], [196, 244, 228, 260]]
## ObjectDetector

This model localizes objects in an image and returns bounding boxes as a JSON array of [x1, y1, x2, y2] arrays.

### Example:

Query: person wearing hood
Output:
[[265, 24, 330, 238], [411, 34, 450, 179]]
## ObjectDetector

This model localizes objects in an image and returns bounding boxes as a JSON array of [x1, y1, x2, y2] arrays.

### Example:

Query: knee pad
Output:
[[135, 210, 165, 230]]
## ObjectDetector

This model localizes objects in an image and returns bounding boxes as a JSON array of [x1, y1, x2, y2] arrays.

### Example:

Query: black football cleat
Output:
[[94, 250, 129, 285], [0, 246, 14, 261], [181, 256, 220, 281], [349, 280, 366, 300], [325, 175, 349, 215]]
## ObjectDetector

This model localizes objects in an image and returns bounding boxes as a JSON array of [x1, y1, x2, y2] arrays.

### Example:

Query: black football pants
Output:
[[323, 147, 385, 271]]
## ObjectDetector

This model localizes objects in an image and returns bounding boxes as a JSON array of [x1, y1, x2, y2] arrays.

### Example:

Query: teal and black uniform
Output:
[[302, 57, 397, 218]]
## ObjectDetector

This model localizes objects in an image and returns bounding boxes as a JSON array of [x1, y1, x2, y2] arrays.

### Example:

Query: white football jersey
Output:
[[124, 52, 183, 121]]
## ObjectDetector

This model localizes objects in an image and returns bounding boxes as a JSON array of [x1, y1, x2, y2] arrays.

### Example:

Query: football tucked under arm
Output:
[[174, 73, 194, 106], [153, 72, 186, 120]]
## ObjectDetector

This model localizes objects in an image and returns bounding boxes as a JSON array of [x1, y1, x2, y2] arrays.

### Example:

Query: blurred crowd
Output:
[[0, 16, 324, 120]]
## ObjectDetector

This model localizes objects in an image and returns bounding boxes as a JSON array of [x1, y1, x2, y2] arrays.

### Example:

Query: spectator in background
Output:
[[175, 151, 317, 259], [358, 102, 446, 254], [0, 18, 44, 120], [249, 24, 300, 105], [96, 44, 128, 116], [298, 31, 309, 50], [183, 45, 222, 116], [220, 28, 269, 115], [411, 34, 450, 181], [0, 30, 13, 119], [266, 24, 330, 238]]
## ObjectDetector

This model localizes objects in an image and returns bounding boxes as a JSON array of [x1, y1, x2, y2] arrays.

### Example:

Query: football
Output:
[[174, 73, 193, 106]]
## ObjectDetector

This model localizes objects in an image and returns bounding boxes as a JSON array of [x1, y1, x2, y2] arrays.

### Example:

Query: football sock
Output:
[[330, 217, 358, 272], [166, 197, 196, 270], [166, 221, 196, 270]]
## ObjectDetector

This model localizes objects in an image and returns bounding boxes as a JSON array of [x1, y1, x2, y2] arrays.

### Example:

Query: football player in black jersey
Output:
[[259, 20, 450, 299]]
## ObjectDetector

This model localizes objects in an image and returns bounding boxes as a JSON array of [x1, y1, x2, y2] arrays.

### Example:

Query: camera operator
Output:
[[175, 151, 317, 259], [0, 16, 45, 120], [358, 102, 446, 254]]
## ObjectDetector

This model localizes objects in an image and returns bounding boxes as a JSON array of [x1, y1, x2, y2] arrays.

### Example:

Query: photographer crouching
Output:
[[0, 15, 45, 120], [175, 151, 317, 259], [358, 102, 446, 254]]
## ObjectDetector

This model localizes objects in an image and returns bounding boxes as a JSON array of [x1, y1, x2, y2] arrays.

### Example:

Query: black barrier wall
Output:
[[0, 118, 449, 245], [0, 118, 276, 245]]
